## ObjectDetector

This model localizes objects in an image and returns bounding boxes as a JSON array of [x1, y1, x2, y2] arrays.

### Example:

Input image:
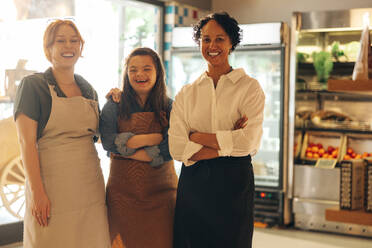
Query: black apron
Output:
[[173, 155, 254, 248]]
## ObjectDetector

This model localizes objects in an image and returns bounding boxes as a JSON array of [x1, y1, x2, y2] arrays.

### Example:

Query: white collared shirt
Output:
[[169, 68, 265, 166]]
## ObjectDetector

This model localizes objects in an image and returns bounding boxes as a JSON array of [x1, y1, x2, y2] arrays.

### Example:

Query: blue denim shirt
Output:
[[99, 98, 173, 167]]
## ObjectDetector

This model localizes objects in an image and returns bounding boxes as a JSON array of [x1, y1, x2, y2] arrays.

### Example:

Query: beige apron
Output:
[[23, 84, 110, 248]]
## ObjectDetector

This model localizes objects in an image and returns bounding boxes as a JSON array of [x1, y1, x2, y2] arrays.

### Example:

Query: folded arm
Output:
[[100, 100, 167, 166], [188, 132, 219, 161], [214, 87, 265, 157], [188, 114, 248, 161], [169, 92, 204, 166], [169, 86, 264, 165]]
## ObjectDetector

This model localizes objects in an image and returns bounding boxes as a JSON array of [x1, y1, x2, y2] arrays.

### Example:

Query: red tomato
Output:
[[327, 146, 335, 153], [347, 148, 354, 155]]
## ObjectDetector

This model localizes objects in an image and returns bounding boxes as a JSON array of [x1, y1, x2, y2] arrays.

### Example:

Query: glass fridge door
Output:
[[170, 51, 206, 97], [230, 48, 283, 188]]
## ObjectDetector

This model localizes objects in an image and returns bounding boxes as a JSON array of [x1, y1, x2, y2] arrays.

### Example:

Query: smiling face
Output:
[[127, 55, 157, 100], [48, 24, 81, 69], [200, 20, 232, 68]]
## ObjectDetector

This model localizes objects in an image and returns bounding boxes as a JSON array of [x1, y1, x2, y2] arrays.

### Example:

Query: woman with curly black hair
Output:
[[169, 12, 265, 248]]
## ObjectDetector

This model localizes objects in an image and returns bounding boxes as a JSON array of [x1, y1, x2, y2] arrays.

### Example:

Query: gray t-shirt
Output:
[[13, 67, 99, 140]]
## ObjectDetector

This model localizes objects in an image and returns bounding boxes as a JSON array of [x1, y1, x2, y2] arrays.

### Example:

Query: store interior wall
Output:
[[212, 0, 372, 25], [161, 0, 211, 10]]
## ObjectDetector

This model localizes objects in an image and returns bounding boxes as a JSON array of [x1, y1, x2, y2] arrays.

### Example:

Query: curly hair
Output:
[[193, 12, 242, 52]]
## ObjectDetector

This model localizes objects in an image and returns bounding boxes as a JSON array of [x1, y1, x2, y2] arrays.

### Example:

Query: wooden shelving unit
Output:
[[328, 79, 372, 92], [325, 207, 372, 226], [324, 79, 372, 229]]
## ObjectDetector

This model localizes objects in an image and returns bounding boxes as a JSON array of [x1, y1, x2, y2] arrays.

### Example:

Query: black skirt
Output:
[[173, 155, 254, 248]]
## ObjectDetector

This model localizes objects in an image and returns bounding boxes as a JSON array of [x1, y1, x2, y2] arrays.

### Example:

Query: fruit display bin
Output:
[[340, 133, 372, 161], [300, 131, 345, 162]]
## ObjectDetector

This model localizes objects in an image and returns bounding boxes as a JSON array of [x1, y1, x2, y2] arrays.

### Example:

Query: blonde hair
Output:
[[43, 19, 85, 62]]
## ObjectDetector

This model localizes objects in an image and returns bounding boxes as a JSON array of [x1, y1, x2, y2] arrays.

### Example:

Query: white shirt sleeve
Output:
[[216, 85, 265, 157], [169, 88, 203, 166]]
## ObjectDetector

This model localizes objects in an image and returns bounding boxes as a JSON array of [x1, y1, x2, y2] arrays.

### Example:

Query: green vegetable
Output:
[[312, 51, 333, 83], [331, 41, 348, 62], [297, 52, 309, 63]]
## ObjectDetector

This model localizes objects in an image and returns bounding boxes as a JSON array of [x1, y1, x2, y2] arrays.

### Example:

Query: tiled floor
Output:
[[253, 227, 372, 248], [1, 227, 371, 248]]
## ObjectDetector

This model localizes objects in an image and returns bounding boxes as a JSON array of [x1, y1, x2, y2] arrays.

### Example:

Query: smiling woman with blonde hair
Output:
[[13, 19, 110, 248]]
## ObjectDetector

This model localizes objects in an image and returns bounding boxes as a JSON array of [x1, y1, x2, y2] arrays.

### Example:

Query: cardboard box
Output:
[[340, 159, 366, 210]]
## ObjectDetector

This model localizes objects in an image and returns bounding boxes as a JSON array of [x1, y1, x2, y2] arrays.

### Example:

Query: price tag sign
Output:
[[315, 159, 337, 169]]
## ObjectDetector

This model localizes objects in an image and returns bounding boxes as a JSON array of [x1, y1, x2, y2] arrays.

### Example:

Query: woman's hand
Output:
[[105, 88, 122, 103], [189, 147, 219, 162], [31, 189, 51, 227], [234, 115, 248, 130]]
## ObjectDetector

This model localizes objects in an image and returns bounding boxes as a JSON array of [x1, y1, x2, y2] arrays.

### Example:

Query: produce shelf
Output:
[[295, 127, 372, 135], [325, 207, 372, 226], [328, 79, 372, 92]]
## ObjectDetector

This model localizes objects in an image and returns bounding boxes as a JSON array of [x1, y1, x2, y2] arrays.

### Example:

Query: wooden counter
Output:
[[325, 207, 372, 226], [328, 79, 372, 92]]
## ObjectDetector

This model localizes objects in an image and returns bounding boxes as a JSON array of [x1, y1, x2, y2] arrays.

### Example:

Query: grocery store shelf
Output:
[[298, 62, 354, 76], [296, 89, 372, 101], [328, 79, 372, 93], [295, 126, 372, 135], [325, 207, 372, 226]]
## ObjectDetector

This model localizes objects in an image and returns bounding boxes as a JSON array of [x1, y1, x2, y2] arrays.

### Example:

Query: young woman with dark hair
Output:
[[100, 47, 178, 248]]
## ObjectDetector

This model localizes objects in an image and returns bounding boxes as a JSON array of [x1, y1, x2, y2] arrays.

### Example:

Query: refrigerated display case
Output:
[[290, 9, 372, 237], [170, 23, 291, 225]]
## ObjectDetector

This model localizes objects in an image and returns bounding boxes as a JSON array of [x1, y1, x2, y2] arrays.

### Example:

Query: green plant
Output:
[[331, 41, 348, 62], [312, 51, 334, 83], [297, 52, 309, 63]]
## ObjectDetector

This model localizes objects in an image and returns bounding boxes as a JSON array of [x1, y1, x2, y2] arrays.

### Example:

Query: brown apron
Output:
[[23, 84, 110, 248], [106, 112, 178, 248]]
